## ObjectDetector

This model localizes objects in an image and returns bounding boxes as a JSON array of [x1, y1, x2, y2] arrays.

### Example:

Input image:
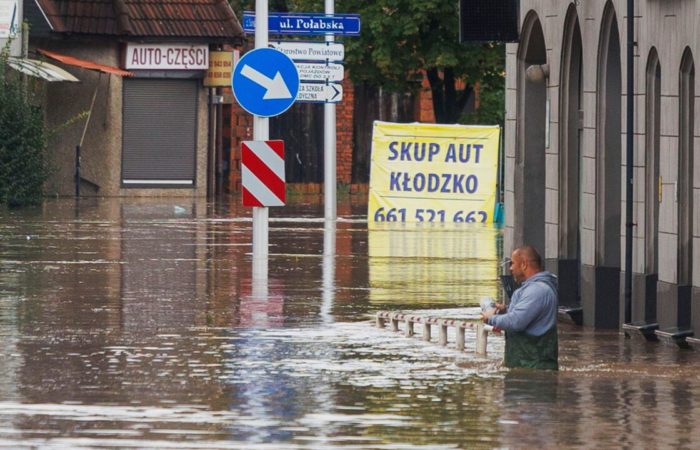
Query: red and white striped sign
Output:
[[242, 140, 286, 207]]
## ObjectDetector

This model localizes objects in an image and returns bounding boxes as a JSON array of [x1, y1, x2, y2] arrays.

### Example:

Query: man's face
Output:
[[510, 250, 526, 283]]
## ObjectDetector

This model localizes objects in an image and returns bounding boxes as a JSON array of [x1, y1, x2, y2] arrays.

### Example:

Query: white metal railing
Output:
[[375, 311, 495, 355]]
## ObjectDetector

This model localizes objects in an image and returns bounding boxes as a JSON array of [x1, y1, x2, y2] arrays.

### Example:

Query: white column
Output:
[[324, 0, 337, 221]]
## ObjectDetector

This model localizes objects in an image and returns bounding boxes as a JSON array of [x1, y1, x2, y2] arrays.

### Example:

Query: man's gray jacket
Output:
[[487, 271, 558, 336]]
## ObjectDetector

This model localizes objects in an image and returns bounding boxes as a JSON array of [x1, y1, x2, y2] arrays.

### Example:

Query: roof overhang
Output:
[[38, 48, 134, 77], [6, 57, 80, 82]]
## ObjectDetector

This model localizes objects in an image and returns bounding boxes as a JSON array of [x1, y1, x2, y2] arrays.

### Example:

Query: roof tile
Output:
[[35, 0, 243, 40]]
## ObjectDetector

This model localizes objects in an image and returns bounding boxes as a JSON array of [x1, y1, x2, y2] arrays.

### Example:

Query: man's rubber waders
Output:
[[504, 326, 558, 370]]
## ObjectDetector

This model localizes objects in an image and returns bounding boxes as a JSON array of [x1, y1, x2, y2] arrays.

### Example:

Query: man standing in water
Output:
[[481, 245, 558, 370]]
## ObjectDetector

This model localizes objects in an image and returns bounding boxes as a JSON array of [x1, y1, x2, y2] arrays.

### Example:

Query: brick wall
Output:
[[417, 72, 436, 123], [226, 85, 253, 193], [336, 77, 354, 185]]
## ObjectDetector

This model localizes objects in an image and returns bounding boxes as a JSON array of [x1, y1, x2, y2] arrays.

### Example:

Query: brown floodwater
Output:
[[1, 196, 699, 449]]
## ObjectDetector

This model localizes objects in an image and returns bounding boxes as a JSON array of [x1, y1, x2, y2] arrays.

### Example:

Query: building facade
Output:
[[504, 0, 698, 333], [24, 0, 243, 197]]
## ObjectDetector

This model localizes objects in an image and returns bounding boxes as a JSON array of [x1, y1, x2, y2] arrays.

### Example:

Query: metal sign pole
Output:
[[324, 0, 337, 221], [253, 0, 269, 278]]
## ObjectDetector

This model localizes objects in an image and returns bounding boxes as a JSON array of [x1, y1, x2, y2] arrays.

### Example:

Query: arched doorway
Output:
[[514, 12, 547, 253], [558, 5, 583, 309], [677, 48, 694, 329], [641, 48, 660, 324], [584, 2, 621, 328]]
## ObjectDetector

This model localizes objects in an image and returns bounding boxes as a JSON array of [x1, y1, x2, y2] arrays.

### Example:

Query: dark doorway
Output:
[[558, 7, 583, 308], [515, 13, 547, 253]]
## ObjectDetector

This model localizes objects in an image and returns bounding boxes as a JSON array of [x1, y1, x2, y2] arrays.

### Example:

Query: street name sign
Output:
[[298, 82, 343, 103], [232, 48, 299, 117], [295, 62, 344, 82], [269, 41, 344, 62], [243, 11, 360, 36], [242, 140, 286, 207]]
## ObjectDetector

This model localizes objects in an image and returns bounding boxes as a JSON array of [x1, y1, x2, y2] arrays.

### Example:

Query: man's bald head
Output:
[[509, 245, 543, 283], [514, 245, 543, 270]]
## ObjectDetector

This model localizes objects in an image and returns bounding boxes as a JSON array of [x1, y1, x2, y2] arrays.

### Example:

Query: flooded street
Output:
[[1, 196, 700, 449]]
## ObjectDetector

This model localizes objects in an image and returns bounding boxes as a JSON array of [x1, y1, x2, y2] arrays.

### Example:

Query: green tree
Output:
[[0, 55, 50, 206], [231, 0, 505, 125]]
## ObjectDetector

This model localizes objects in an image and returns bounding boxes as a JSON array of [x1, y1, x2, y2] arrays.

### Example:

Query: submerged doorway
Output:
[[679, 49, 695, 330], [584, 2, 621, 328], [515, 13, 547, 253], [558, 7, 583, 309], [642, 49, 661, 324]]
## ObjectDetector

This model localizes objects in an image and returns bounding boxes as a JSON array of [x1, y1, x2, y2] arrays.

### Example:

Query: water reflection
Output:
[[368, 223, 500, 307], [321, 220, 336, 324], [121, 202, 203, 332], [1, 197, 700, 448]]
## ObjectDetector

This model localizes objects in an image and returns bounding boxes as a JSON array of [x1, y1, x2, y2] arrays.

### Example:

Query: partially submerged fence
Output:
[[375, 311, 496, 355]]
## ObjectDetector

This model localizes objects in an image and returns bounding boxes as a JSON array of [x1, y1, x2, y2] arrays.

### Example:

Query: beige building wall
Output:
[[505, 0, 700, 329], [41, 41, 209, 197]]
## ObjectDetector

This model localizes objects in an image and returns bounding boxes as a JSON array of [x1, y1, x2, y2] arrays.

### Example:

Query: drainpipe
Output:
[[207, 87, 216, 198], [624, 0, 634, 324], [216, 86, 224, 197]]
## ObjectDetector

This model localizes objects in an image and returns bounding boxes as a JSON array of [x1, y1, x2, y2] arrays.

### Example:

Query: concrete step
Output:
[[654, 327, 693, 348], [685, 336, 700, 351], [558, 306, 583, 326], [622, 321, 659, 341]]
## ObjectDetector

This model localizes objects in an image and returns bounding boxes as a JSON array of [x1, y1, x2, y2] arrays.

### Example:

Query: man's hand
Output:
[[480, 308, 496, 323], [482, 302, 507, 323]]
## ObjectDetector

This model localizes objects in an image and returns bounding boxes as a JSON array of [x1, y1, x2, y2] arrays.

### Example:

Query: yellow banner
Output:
[[368, 121, 500, 226], [204, 51, 237, 87]]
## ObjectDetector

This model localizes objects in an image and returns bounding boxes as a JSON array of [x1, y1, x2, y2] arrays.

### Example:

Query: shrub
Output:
[[0, 55, 50, 206]]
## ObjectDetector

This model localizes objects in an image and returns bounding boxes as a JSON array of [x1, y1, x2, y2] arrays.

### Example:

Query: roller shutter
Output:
[[122, 79, 198, 186]]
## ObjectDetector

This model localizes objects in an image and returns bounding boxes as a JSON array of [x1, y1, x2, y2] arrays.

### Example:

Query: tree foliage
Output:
[[231, 0, 505, 125], [0, 55, 50, 206]]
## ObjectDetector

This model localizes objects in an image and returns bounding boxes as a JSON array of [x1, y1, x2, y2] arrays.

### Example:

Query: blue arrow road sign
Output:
[[232, 48, 300, 118], [243, 12, 361, 36]]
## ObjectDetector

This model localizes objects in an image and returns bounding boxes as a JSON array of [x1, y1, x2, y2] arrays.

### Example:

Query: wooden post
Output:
[[422, 323, 431, 341], [476, 322, 488, 355], [456, 326, 465, 351], [405, 319, 414, 337], [376, 315, 386, 328], [439, 323, 448, 346]]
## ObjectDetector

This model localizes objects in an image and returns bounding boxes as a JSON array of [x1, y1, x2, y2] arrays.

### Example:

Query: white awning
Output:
[[6, 57, 80, 82]]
